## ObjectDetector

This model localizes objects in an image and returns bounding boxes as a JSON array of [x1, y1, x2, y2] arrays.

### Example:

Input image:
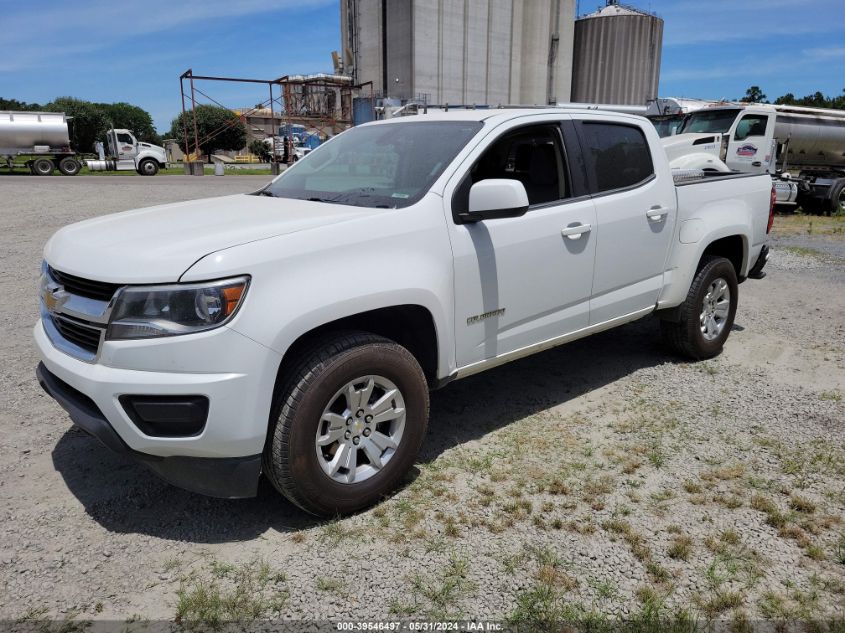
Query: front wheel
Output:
[[137, 159, 159, 176], [661, 256, 738, 360], [263, 332, 429, 516]]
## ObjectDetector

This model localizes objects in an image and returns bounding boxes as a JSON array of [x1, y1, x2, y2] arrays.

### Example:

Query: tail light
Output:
[[767, 185, 776, 234]]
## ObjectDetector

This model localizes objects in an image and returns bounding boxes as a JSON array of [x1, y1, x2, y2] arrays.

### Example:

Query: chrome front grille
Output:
[[50, 313, 104, 354], [41, 265, 119, 362], [47, 266, 121, 302]]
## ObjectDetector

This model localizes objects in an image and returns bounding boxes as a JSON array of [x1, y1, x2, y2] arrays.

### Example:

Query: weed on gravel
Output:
[[174, 558, 288, 630]]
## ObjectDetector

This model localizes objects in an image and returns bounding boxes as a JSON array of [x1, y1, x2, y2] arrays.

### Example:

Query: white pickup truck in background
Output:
[[35, 109, 773, 516]]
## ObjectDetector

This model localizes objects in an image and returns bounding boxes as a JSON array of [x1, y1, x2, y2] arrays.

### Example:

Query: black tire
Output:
[[263, 331, 429, 517], [57, 157, 81, 176], [660, 256, 738, 360], [829, 179, 845, 217], [138, 159, 159, 176], [32, 158, 54, 176]]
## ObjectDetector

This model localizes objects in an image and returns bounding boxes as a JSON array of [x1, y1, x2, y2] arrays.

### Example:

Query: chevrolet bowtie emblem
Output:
[[41, 278, 68, 313]]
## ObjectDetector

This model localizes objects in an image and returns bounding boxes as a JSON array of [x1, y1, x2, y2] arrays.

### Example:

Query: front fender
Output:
[[180, 196, 457, 379]]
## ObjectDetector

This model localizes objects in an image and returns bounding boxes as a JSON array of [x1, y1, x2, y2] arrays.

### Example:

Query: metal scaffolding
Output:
[[178, 69, 372, 173]]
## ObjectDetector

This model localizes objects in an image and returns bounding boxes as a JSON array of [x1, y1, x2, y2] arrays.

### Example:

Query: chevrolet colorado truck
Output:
[[35, 109, 773, 516]]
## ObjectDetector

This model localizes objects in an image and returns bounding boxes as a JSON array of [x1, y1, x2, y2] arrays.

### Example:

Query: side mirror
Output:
[[459, 179, 529, 223]]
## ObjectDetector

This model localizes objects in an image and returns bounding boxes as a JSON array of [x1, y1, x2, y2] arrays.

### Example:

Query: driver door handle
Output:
[[561, 223, 592, 240], [646, 206, 668, 222]]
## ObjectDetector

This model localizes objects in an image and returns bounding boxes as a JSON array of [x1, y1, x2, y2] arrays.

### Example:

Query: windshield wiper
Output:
[[256, 190, 276, 197]]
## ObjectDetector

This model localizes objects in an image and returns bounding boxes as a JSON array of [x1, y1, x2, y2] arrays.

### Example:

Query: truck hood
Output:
[[661, 132, 721, 156], [44, 194, 380, 283]]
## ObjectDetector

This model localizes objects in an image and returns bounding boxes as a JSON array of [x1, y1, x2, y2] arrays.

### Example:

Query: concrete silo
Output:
[[341, 0, 575, 106], [570, 1, 663, 105]]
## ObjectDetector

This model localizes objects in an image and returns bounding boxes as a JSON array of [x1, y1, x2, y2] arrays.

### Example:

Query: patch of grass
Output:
[[319, 518, 359, 545], [682, 480, 703, 494], [668, 535, 694, 561], [698, 589, 744, 617], [410, 555, 475, 618], [783, 245, 824, 258], [316, 577, 344, 593], [818, 390, 842, 402], [174, 559, 287, 629], [788, 494, 817, 514]]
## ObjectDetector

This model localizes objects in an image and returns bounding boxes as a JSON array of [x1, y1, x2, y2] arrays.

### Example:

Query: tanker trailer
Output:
[[0, 111, 82, 175], [661, 102, 845, 214], [1, 110, 167, 176]]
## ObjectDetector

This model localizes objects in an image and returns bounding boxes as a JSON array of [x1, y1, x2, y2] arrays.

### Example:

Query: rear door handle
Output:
[[646, 206, 668, 222], [561, 223, 592, 240]]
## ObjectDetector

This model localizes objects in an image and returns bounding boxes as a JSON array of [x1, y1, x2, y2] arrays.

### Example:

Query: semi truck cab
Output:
[[86, 129, 167, 176], [661, 106, 776, 175]]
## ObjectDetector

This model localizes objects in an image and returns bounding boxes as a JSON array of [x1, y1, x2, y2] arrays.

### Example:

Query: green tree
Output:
[[169, 105, 247, 161], [98, 102, 161, 144], [0, 98, 43, 111], [248, 139, 271, 161], [45, 97, 109, 153], [740, 85, 767, 103]]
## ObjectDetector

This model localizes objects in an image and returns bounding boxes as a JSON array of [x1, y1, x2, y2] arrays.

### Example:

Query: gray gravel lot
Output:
[[1, 176, 843, 626]]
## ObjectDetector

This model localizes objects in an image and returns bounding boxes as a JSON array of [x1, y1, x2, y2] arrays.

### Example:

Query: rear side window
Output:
[[579, 123, 653, 193]]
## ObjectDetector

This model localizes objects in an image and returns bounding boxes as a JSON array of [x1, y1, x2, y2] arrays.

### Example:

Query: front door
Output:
[[446, 119, 597, 369], [115, 131, 138, 160], [726, 112, 773, 174], [571, 116, 677, 325]]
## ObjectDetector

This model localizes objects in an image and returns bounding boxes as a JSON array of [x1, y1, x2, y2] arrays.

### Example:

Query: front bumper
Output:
[[37, 363, 260, 498], [34, 319, 282, 498]]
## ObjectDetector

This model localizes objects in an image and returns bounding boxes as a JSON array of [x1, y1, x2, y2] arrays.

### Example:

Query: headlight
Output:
[[106, 276, 249, 340]]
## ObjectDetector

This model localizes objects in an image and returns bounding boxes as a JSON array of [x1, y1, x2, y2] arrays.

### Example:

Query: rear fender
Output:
[[658, 202, 751, 309]]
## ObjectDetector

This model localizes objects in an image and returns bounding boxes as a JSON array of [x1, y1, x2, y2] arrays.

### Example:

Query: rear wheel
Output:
[[137, 159, 159, 176], [830, 180, 845, 216], [263, 331, 429, 517], [661, 256, 738, 360], [58, 157, 81, 176], [32, 158, 54, 176]]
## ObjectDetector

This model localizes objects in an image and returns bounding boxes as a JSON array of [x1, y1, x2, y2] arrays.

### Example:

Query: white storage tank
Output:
[[571, 1, 663, 105]]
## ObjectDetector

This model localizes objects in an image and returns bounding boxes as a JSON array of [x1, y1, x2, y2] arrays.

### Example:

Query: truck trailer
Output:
[[0, 110, 167, 176], [661, 102, 845, 214]]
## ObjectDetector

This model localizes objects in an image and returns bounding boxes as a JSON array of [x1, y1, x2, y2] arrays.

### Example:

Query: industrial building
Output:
[[340, 0, 576, 106], [571, 2, 663, 105]]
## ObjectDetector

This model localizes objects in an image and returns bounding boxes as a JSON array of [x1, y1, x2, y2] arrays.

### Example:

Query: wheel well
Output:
[[701, 235, 744, 277], [276, 305, 439, 389]]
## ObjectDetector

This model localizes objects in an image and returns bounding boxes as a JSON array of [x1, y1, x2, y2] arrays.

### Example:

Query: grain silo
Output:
[[570, 0, 663, 105], [341, 0, 576, 106]]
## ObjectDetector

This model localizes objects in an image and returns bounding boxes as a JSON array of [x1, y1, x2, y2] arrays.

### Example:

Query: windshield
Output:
[[261, 120, 483, 208], [678, 109, 741, 135], [649, 116, 684, 138]]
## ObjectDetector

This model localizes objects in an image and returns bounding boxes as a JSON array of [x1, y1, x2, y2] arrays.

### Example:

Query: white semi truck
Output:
[[0, 110, 167, 176], [661, 102, 845, 215]]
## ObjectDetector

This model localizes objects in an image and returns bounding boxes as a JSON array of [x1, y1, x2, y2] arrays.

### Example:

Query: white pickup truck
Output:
[[35, 109, 773, 516]]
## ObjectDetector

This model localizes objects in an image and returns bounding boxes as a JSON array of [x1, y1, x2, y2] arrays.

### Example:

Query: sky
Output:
[[1, 0, 843, 133]]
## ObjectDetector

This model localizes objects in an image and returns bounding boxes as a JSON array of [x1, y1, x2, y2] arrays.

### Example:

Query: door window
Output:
[[579, 123, 654, 193], [116, 133, 134, 144], [733, 114, 768, 140], [462, 125, 570, 208]]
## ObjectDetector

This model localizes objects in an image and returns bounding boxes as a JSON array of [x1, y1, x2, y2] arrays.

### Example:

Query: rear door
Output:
[[572, 115, 677, 325]]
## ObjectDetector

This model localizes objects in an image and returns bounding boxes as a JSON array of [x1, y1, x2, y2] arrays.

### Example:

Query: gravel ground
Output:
[[1, 177, 843, 627]]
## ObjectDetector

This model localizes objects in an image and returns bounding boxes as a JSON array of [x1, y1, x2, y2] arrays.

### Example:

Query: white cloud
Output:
[[803, 46, 845, 59], [0, 0, 335, 71]]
